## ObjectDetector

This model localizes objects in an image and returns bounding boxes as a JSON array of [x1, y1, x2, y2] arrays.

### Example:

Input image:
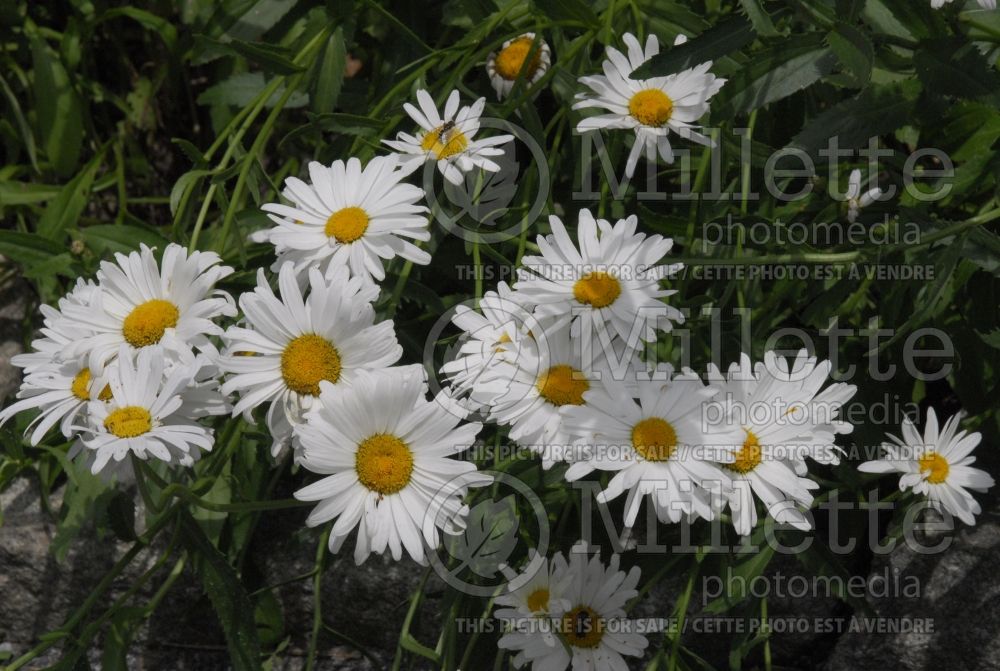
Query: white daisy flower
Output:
[[78, 346, 217, 474], [845, 169, 882, 223], [10, 278, 98, 375], [573, 31, 726, 178], [735, 349, 857, 475], [514, 209, 684, 349], [61, 243, 235, 370], [438, 281, 535, 405], [933, 0, 995, 8], [859, 408, 995, 525], [0, 359, 110, 445], [253, 155, 431, 283], [472, 320, 637, 469], [496, 553, 571, 656], [705, 354, 839, 536], [293, 367, 491, 564], [562, 365, 742, 526], [486, 33, 552, 99], [219, 263, 402, 457], [500, 542, 651, 671], [383, 89, 514, 186]]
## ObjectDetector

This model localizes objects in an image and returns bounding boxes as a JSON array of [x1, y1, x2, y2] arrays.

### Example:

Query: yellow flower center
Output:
[[572, 271, 621, 308], [495, 37, 542, 80], [355, 433, 414, 495], [71, 368, 112, 402], [537, 365, 589, 406], [526, 587, 550, 613], [562, 605, 604, 648], [919, 451, 950, 484], [628, 88, 674, 127], [420, 125, 469, 160], [280, 334, 342, 396], [103, 405, 152, 438], [631, 417, 678, 462], [122, 299, 179, 348], [324, 206, 370, 243], [728, 430, 763, 474]]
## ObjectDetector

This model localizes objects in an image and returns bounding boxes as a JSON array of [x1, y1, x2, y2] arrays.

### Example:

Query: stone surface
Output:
[[822, 499, 1000, 671]]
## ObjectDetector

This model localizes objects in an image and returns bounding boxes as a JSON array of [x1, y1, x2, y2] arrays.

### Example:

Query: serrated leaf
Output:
[[791, 81, 919, 157], [180, 511, 262, 671], [714, 36, 837, 118], [445, 494, 519, 579], [828, 22, 873, 87], [739, 0, 778, 37], [633, 15, 755, 78], [915, 38, 1000, 103]]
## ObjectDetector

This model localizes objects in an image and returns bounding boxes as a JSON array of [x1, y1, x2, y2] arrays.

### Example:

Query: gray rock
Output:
[[822, 502, 1000, 671]]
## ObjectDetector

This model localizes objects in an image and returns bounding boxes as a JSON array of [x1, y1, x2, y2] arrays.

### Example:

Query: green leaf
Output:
[[444, 494, 519, 579], [0, 71, 39, 172], [534, 0, 599, 27], [961, 8, 1000, 41], [311, 28, 346, 113], [278, 112, 382, 148], [78, 223, 171, 255], [105, 490, 137, 542], [100, 7, 178, 50], [0, 229, 65, 265], [0, 181, 61, 205], [915, 38, 1000, 103], [714, 36, 837, 118], [828, 22, 874, 87], [196, 72, 308, 108], [36, 148, 105, 240], [791, 81, 919, 157], [202, 36, 305, 75], [739, 0, 779, 37], [633, 15, 755, 78], [180, 511, 262, 671], [703, 546, 776, 613], [28, 24, 84, 177]]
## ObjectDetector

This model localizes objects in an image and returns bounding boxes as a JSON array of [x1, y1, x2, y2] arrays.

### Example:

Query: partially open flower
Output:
[[486, 33, 551, 99]]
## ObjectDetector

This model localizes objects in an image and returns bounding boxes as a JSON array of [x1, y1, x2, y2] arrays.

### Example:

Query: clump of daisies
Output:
[[440, 207, 686, 470], [573, 32, 726, 177], [859, 408, 994, 525], [0, 244, 234, 476], [496, 542, 655, 670]]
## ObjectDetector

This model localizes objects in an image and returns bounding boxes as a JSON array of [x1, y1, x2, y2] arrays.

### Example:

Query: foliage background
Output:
[[1, 0, 999, 669]]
